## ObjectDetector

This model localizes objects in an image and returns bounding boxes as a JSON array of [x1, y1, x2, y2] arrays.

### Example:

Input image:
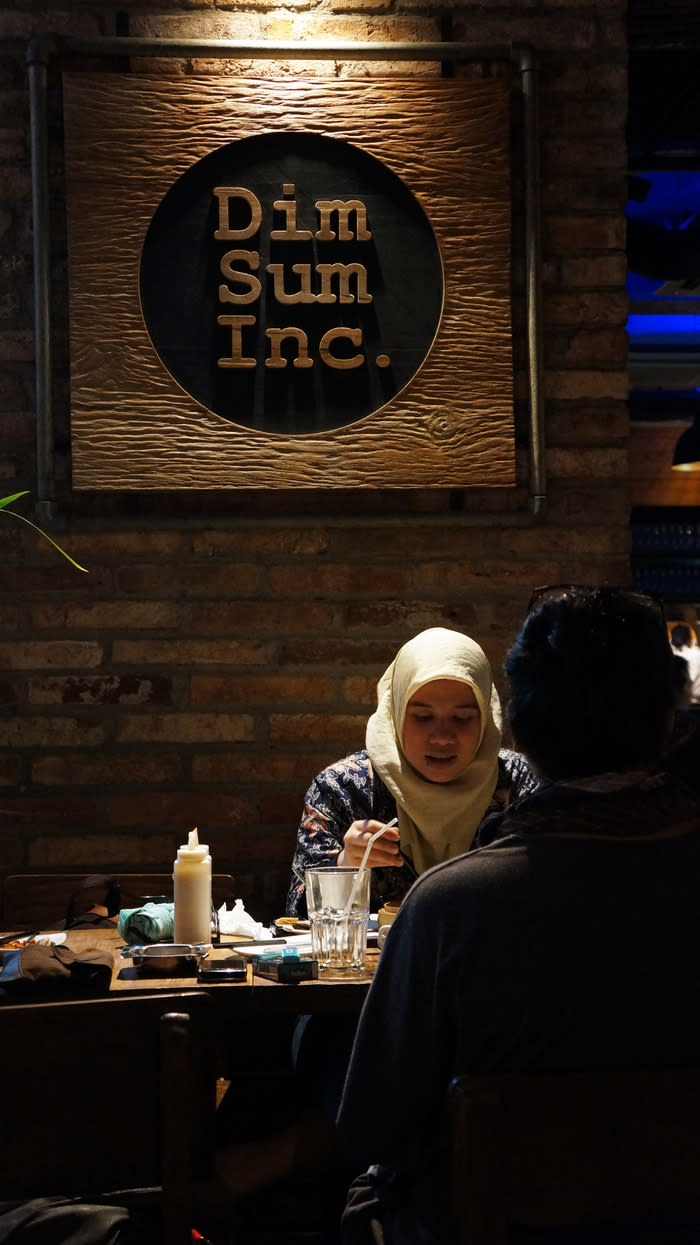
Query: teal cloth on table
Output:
[[118, 902, 175, 945]]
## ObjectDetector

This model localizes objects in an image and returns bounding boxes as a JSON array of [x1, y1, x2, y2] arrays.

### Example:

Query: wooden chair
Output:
[[2, 871, 236, 927], [0, 990, 217, 1245], [449, 1066, 700, 1245]]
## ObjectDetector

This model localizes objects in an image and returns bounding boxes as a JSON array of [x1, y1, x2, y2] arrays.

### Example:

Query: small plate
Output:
[[35, 932, 66, 946], [274, 918, 311, 934]]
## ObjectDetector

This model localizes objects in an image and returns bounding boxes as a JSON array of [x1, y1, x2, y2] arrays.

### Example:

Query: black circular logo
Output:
[[140, 132, 443, 435]]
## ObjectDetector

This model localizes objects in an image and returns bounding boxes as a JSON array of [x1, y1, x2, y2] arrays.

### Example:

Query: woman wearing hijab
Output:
[[285, 626, 537, 917]]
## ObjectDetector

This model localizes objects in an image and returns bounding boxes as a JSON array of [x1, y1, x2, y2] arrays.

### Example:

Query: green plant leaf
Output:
[[1, 496, 88, 573], [0, 491, 29, 510]]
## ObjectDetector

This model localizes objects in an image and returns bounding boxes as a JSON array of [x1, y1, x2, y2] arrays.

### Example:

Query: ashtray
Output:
[[120, 943, 209, 975]]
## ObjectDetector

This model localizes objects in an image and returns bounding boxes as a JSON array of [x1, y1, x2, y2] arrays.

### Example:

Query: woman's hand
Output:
[[337, 819, 403, 869]]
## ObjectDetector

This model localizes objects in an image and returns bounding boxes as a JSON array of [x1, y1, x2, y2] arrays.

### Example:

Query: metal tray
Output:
[[120, 942, 209, 974]]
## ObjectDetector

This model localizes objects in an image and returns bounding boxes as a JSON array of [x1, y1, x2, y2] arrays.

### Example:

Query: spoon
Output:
[[341, 816, 399, 918]]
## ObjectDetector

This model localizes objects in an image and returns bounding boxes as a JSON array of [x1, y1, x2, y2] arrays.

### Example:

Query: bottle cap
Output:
[[177, 826, 209, 860]]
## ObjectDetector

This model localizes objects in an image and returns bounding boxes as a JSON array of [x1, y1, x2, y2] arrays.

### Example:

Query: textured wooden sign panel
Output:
[[63, 75, 515, 489]]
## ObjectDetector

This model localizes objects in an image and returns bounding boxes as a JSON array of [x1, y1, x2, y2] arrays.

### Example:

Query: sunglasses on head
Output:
[[527, 584, 666, 622]]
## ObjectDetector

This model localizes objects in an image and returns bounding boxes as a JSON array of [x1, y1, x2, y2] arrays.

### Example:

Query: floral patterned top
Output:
[[285, 747, 538, 916]]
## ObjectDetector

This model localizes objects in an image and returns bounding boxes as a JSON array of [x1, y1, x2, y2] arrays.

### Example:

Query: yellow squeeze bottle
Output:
[[173, 826, 212, 946]]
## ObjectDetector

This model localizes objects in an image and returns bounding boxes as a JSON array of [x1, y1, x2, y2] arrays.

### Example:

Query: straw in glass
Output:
[[341, 816, 398, 917]]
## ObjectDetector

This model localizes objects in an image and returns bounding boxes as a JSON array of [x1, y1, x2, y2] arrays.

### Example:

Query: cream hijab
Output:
[[365, 627, 502, 874]]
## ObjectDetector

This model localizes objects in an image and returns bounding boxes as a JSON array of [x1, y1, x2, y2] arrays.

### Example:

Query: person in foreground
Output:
[[336, 586, 700, 1244], [286, 625, 537, 916]]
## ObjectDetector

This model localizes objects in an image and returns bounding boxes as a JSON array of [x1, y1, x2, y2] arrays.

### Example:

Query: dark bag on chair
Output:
[[62, 875, 121, 930], [0, 1194, 164, 1244]]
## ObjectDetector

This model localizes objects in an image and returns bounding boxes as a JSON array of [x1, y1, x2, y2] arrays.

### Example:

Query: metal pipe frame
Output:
[[26, 34, 545, 519]]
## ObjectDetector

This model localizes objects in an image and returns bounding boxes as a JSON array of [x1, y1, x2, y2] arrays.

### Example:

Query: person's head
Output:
[[505, 587, 675, 781], [380, 627, 496, 784], [671, 622, 693, 650]]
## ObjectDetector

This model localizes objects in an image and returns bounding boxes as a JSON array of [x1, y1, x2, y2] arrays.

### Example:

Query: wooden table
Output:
[[45, 928, 378, 1018]]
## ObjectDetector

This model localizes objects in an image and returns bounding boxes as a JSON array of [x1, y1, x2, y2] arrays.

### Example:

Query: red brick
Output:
[[192, 751, 331, 785], [0, 718, 103, 747], [116, 713, 254, 744], [190, 602, 334, 633], [0, 795, 101, 827], [0, 640, 103, 669], [257, 791, 303, 823], [268, 563, 413, 596], [342, 675, 378, 706], [107, 792, 257, 830], [0, 754, 20, 785], [279, 638, 395, 666], [117, 564, 259, 595], [28, 834, 175, 869], [66, 531, 186, 560], [32, 752, 182, 787], [29, 675, 173, 706], [191, 675, 334, 706], [544, 371, 628, 401], [342, 601, 479, 631], [192, 529, 330, 557], [113, 638, 273, 666], [32, 601, 179, 629], [0, 565, 103, 593], [269, 713, 366, 745], [548, 446, 628, 477]]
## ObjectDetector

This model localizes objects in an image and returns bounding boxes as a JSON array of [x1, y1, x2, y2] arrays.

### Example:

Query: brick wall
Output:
[[0, 0, 628, 922]]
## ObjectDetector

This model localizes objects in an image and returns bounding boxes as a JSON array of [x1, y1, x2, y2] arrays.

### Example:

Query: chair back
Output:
[[450, 1066, 700, 1245], [2, 871, 236, 926], [0, 990, 216, 1245]]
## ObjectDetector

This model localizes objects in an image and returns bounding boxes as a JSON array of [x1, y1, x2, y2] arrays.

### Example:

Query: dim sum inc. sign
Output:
[[139, 133, 444, 434], [63, 76, 516, 489]]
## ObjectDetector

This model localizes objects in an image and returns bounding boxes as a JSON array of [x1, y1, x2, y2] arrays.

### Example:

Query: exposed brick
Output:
[[32, 752, 183, 787], [107, 792, 257, 830], [548, 446, 629, 478], [0, 718, 103, 747], [0, 641, 103, 669], [192, 529, 330, 557], [258, 790, 303, 823], [267, 563, 413, 595], [561, 255, 628, 287], [0, 795, 101, 827], [0, 565, 104, 592], [191, 675, 335, 706], [117, 564, 259, 595], [342, 600, 479, 632], [342, 675, 379, 706], [28, 834, 175, 869], [113, 638, 274, 666], [192, 751, 331, 785], [116, 713, 255, 744], [279, 638, 395, 666], [29, 675, 173, 706], [65, 531, 186, 559], [0, 754, 20, 785], [270, 713, 366, 745], [190, 601, 335, 633], [544, 370, 628, 401], [32, 601, 180, 629]]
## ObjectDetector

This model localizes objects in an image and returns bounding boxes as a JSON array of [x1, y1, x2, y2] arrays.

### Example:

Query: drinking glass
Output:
[[304, 866, 371, 974]]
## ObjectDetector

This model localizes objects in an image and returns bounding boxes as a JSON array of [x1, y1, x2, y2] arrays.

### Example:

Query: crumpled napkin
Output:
[[217, 899, 269, 940], [118, 902, 175, 945]]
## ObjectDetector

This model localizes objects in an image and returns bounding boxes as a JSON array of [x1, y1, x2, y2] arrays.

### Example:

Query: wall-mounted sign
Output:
[[63, 75, 515, 489]]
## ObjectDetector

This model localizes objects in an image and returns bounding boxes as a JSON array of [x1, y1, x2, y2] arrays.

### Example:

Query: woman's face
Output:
[[401, 678, 482, 783]]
